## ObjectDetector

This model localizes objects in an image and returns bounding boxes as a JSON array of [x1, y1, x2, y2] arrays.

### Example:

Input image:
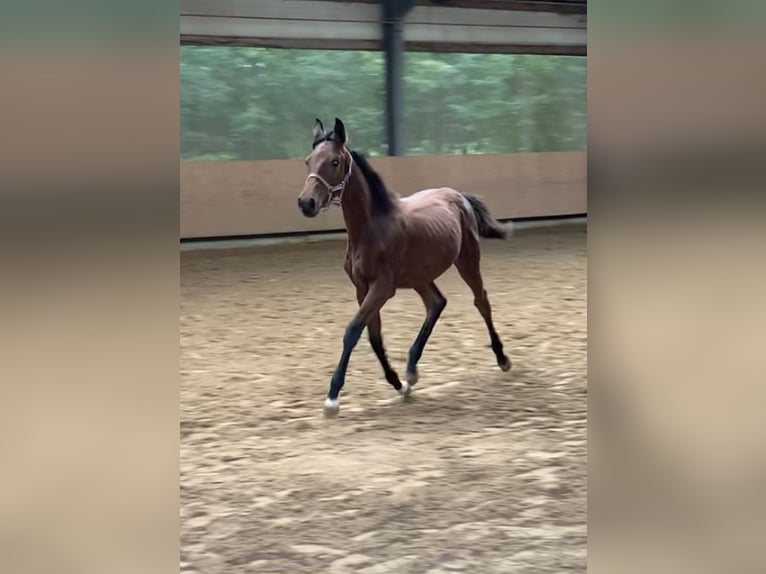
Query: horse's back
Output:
[[399, 186, 464, 229], [400, 187, 464, 210]]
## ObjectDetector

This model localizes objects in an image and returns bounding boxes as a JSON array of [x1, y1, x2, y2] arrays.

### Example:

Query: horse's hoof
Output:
[[323, 398, 340, 418], [406, 371, 418, 386], [399, 380, 413, 397], [499, 357, 512, 372]]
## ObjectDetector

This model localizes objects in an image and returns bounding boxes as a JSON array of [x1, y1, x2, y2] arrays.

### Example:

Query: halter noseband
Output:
[[305, 150, 354, 209]]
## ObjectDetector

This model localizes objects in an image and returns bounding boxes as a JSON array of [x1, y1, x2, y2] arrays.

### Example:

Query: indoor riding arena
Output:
[[181, 1, 587, 572]]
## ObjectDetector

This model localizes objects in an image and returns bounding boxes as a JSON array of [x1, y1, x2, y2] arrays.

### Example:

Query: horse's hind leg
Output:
[[367, 311, 406, 394], [406, 282, 448, 386], [455, 238, 511, 371]]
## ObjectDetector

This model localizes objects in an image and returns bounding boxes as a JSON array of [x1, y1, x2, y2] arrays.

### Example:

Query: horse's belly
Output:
[[397, 261, 453, 288], [397, 232, 460, 288]]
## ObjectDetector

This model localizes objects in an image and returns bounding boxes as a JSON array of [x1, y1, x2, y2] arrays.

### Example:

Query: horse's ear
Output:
[[312, 118, 324, 141], [333, 117, 347, 145]]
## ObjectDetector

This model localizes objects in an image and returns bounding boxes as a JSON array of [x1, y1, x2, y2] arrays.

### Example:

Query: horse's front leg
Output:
[[325, 280, 395, 418], [354, 283, 405, 396]]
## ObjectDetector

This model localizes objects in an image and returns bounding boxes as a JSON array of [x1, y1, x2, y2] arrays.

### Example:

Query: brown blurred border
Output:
[[588, 13, 766, 574], [0, 19, 181, 574]]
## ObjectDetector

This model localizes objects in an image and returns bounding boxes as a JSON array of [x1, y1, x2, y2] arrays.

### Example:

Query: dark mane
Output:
[[350, 151, 396, 215]]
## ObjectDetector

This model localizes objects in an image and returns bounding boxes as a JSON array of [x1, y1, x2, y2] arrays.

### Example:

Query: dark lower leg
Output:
[[474, 288, 511, 370], [368, 313, 402, 391], [406, 283, 447, 382], [327, 282, 393, 403], [328, 320, 365, 400]]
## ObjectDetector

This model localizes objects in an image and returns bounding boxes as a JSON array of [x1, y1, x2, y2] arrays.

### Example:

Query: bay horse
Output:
[[298, 118, 512, 417]]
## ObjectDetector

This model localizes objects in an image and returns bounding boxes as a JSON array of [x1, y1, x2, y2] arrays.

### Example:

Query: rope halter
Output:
[[305, 150, 354, 210]]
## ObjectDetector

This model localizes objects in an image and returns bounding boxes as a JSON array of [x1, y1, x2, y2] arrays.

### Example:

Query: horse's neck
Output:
[[341, 167, 373, 246]]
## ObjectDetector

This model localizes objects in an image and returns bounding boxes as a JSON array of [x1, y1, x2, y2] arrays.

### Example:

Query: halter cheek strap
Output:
[[305, 151, 354, 209]]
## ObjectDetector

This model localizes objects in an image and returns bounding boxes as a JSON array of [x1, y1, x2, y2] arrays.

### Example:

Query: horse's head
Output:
[[298, 117, 353, 217]]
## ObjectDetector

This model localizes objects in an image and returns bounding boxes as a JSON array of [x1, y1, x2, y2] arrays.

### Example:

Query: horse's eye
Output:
[[331, 159, 340, 168]]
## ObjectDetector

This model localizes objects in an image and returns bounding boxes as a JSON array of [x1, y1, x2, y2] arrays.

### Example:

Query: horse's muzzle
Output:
[[298, 196, 318, 218]]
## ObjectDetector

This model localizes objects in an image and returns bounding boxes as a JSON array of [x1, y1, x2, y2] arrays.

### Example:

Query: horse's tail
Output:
[[462, 193, 513, 240]]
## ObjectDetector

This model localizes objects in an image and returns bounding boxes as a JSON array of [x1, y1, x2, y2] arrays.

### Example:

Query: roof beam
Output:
[[347, 0, 587, 16], [414, 1, 587, 16], [180, 0, 586, 54]]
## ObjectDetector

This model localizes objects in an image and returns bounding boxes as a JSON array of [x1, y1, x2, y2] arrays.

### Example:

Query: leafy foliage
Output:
[[181, 47, 586, 160]]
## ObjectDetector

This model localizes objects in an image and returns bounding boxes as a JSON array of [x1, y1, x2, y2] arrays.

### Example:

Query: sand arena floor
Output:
[[181, 224, 587, 573]]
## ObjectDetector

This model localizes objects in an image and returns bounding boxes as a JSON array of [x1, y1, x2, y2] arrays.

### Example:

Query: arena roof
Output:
[[180, 0, 587, 55]]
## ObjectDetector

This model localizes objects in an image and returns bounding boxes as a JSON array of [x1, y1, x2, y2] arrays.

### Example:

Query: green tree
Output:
[[181, 47, 586, 160]]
